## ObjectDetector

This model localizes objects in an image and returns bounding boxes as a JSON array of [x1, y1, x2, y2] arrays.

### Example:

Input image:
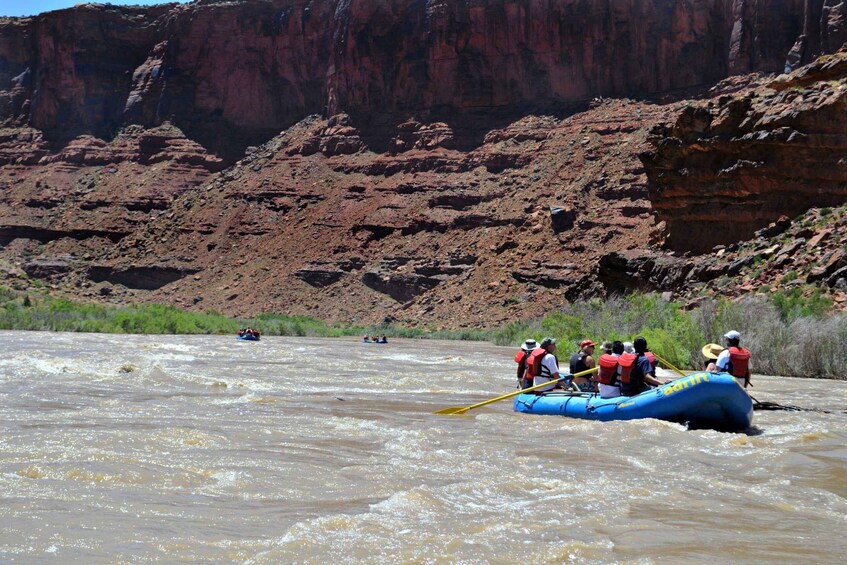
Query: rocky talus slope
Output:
[[5, 101, 679, 326], [2, 1, 847, 327]]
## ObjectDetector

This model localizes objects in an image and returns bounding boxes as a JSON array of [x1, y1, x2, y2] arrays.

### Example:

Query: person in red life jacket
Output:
[[644, 349, 657, 371], [514, 338, 538, 389], [526, 337, 563, 392], [569, 339, 597, 392], [597, 340, 625, 398], [715, 330, 752, 388], [619, 336, 668, 396]]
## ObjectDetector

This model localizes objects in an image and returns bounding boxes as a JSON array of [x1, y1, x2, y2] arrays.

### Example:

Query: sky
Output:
[[0, 1, 188, 18]]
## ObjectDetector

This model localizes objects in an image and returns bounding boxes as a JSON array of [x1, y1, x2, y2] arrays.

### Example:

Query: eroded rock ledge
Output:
[[642, 48, 847, 252]]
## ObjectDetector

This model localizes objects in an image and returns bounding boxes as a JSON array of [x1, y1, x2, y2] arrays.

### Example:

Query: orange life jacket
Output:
[[515, 350, 529, 387], [525, 347, 549, 380], [617, 353, 637, 384], [728, 346, 751, 379], [597, 354, 620, 385], [645, 351, 657, 368]]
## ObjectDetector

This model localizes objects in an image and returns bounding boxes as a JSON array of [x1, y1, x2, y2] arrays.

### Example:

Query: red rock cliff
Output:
[[1, 0, 842, 158], [2, 0, 847, 326], [642, 47, 847, 252]]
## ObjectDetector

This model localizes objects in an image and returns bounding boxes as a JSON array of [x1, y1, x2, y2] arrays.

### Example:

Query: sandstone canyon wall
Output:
[[1, 0, 841, 157], [642, 48, 847, 252], [1, 0, 847, 327]]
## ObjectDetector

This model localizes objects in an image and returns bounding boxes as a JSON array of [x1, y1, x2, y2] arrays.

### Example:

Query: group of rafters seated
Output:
[[237, 327, 261, 338], [514, 330, 751, 398], [362, 334, 388, 343]]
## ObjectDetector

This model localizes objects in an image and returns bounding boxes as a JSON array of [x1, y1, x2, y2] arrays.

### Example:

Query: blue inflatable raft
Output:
[[237, 334, 260, 341], [513, 372, 753, 432]]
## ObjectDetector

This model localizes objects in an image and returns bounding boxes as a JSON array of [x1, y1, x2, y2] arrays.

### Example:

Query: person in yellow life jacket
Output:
[[715, 330, 752, 388], [514, 338, 537, 389], [525, 337, 563, 392]]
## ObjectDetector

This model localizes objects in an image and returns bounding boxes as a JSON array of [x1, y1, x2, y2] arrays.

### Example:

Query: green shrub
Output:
[[780, 270, 798, 283], [492, 320, 535, 346], [771, 288, 832, 322], [1, 285, 844, 378]]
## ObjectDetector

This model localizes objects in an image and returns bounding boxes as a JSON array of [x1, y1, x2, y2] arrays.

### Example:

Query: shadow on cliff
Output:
[[171, 117, 281, 164], [350, 102, 591, 153]]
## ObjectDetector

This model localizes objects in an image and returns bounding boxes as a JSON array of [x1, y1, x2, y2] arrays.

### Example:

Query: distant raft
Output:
[[513, 372, 753, 432], [237, 333, 260, 341]]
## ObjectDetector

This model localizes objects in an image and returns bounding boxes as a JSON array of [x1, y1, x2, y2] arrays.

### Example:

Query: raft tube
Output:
[[513, 372, 753, 432], [237, 334, 260, 341]]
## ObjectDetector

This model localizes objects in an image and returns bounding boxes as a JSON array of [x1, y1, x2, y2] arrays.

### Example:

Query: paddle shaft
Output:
[[652, 352, 686, 378], [434, 367, 598, 415]]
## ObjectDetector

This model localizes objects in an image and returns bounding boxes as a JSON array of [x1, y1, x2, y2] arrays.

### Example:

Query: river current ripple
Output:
[[1, 331, 845, 563]]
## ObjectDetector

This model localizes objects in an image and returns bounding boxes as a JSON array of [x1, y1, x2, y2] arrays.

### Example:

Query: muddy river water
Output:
[[1, 331, 845, 563]]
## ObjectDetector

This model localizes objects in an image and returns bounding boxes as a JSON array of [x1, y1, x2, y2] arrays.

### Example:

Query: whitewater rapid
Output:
[[1, 331, 845, 563]]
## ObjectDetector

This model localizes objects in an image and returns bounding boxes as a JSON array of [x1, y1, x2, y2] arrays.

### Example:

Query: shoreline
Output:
[[3, 286, 846, 379]]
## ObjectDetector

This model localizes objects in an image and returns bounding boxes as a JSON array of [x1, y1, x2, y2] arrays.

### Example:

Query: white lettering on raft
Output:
[[662, 373, 709, 396]]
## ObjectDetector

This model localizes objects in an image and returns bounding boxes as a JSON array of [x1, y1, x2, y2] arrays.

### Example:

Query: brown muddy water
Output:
[[1, 331, 846, 563]]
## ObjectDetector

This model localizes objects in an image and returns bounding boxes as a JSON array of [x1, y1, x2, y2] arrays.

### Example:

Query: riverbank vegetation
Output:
[[0, 286, 497, 341], [1, 285, 843, 378], [498, 290, 842, 379]]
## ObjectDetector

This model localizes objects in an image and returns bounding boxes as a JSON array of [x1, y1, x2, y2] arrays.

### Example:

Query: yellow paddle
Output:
[[434, 367, 598, 415], [651, 352, 686, 378]]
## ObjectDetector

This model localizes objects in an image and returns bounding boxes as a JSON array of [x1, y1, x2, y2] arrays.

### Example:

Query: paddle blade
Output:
[[434, 406, 470, 415]]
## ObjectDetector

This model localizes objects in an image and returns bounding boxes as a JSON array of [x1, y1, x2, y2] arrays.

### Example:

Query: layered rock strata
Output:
[[642, 47, 847, 252], [1, 1, 843, 158], [2, 1, 847, 326]]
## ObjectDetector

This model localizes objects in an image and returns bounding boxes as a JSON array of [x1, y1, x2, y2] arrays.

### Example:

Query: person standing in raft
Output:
[[569, 339, 597, 392], [514, 338, 538, 389], [715, 330, 752, 388], [620, 336, 668, 396], [525, 337, 564, 392]]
